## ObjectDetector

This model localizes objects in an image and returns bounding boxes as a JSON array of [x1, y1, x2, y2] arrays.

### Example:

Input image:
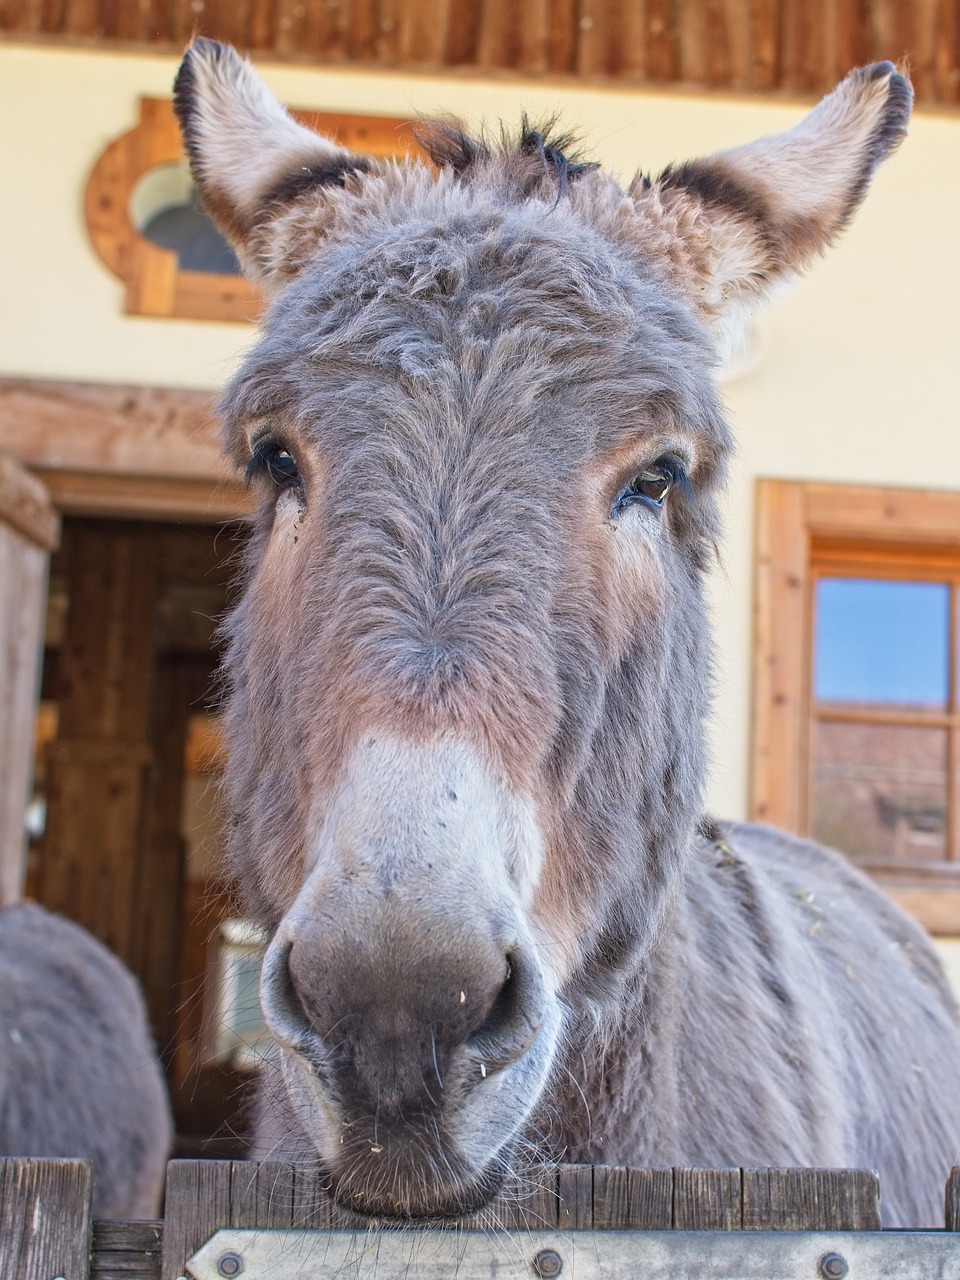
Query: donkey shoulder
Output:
[[668, 820, 960, 1224]]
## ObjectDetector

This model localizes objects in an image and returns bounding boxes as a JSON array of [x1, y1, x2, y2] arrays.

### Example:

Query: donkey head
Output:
[[175, 42, 910, 1219]]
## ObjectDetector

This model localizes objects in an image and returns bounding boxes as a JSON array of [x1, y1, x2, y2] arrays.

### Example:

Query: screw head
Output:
[[217, 1252, 244, 1278], [533, 1247, 563, 1278], [818, 1252, 848, 1280]]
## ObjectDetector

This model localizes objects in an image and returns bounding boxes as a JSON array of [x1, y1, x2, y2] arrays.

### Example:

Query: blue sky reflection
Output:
[[814, 578, 949, 708]]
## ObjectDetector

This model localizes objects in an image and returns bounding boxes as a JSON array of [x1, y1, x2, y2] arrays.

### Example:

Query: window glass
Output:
[[814, 578, 950, 709], [142, 200, 241, 275], [215, 919, 269, 1069], [811, 721, 948, 862]]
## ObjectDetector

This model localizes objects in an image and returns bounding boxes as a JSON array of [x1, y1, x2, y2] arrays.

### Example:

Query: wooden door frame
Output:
[[0, 455, 59, 904], [0, 377, 251, 523]]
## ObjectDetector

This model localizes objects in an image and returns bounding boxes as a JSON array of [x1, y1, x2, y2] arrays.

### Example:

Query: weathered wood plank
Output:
[[747, 0, 781, 90], [286, 1162, 369, 1230], [645, 0, 681, 80], [557, 1162, 594, 1228], [673, 1167, 742, 1229], [467, 1168, 560, 1230], [232, 1160, 297, 1228], [90, 1220, 162, 1279], [945, 1165, 960, 1230], [0, 378, 226, 484], [545, 0, 578, 75], [397, 0, 452, 65], [0, 1158, 94, 1280], [290, 1163, 335, 1230], [0, 499, 53, 904], [160, 1160, 233, 1280], [741, 1167, 881, 1230], [593, 1165, 673, 1229]]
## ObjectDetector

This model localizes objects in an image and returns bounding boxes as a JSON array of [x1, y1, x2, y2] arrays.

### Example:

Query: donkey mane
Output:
[[415, 116, 599, 197]]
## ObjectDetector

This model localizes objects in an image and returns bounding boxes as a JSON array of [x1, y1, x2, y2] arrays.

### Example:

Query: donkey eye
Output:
[[611, 459, 684, 518], [246, 440, 302, 491]]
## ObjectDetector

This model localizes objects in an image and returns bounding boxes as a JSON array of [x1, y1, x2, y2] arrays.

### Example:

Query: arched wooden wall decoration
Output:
[[84, 97, 421, 323]]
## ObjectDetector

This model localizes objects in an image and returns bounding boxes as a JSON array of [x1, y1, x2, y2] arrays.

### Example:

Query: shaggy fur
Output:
[[0, 904, 172, 1218], [174, 42, 960, 1227]]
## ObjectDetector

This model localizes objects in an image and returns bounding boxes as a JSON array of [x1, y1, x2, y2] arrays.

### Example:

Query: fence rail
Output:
[[3, 1158, 960, 1280]]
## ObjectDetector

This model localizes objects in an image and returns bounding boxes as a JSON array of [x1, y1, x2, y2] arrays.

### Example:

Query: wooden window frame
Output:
[[752, 478, 960, 934], [84, 97, 420, 323]]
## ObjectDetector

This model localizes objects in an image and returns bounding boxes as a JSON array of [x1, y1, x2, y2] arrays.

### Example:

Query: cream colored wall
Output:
[[2, 44, 958, 822]]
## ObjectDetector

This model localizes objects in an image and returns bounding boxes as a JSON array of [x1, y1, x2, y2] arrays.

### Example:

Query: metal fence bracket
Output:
[[186, 1227, 960, 1280]]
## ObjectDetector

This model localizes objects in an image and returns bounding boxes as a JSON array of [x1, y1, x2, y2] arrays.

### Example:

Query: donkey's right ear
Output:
[[174, 39, 376, 290]]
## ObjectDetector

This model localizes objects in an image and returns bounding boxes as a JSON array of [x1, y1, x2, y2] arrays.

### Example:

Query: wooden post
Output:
[[0, 456, 58, 906], [0, 1158, 93, 1280], [946, 1166, 960, 1230]]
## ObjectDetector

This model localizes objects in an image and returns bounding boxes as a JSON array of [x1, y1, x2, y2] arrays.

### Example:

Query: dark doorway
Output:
[[29, 515, 256, 1156]]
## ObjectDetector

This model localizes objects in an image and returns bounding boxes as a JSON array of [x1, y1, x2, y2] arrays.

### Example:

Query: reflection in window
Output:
[[142, 200, 241, 275], [811, 573, 956, 870], [812, 721, 947, 862], [132, 159, 241, 275], [214, 918, 269, 1070], [815, 578, 949, 709]]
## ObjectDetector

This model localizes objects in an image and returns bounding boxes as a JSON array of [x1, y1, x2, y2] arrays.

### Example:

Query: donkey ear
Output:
[[173, 39, 375, 289], [639, 63, 912, 364]]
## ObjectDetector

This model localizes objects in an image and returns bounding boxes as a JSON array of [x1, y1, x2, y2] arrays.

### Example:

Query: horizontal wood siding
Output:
[[2, 1, 958, 107]]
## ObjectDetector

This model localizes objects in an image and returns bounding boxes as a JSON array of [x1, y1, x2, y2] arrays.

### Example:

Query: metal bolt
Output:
[[217, 1252, 244, 1278], [533, 1248, 563, 1278], [818, 1252, 848, 1280]]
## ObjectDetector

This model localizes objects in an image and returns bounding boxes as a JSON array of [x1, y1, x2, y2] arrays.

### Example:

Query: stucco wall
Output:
[[1, 43, 958, 820]]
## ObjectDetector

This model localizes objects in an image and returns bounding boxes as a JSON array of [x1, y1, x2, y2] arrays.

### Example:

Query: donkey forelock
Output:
[[171, 44, 960, 1228]]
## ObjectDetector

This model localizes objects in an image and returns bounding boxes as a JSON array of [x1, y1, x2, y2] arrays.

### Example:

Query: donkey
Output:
[[175, 40, 960, 1227], [0, 903, 171, 1217]]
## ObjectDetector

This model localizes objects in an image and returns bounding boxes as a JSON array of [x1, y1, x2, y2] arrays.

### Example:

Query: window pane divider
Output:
[[814, 705, 956, 728]]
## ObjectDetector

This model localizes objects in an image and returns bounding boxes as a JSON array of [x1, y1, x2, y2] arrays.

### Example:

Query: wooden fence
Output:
[[4, 1158, 960, 1280]]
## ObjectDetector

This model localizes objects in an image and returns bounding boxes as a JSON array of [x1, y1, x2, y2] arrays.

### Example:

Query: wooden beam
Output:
[[0, 377, 226, 481], [0, 378, 253, 522], [38, 470, 251, 524]]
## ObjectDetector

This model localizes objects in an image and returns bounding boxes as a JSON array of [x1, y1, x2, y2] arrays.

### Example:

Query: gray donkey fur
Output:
[[174, 41, 960, 1226], [0, 903, 171, 1217]]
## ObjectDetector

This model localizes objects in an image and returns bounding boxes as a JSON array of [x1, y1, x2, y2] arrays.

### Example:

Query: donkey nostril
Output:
[[261, 937, 316, 1051], [470, 948, 545, 1071]]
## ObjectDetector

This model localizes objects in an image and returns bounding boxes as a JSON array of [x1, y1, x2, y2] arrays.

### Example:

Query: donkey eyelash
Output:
[[610, 455, 691, 519], [245, 438, 303, 491]]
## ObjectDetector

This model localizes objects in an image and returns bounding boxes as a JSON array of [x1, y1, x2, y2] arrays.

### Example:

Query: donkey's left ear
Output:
[[637, 63, 912, 364], [174, 38, 377, 289]]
